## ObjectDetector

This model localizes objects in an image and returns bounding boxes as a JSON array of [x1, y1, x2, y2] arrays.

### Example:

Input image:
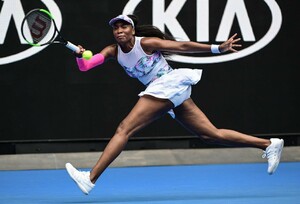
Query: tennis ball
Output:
[[82, 50, 93, 60]]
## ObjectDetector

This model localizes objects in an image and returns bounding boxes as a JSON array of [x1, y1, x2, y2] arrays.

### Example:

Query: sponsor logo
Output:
[[123, 0, 282, 64], [0, 0, 282, 65], [0, 0, 62, 65]]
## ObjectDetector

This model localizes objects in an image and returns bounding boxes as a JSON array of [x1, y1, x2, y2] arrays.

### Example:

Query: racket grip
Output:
[[65, 41, 80, 52]]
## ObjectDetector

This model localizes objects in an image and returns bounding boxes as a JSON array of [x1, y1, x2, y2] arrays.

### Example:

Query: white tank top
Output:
[[117, 36, 173, 85]]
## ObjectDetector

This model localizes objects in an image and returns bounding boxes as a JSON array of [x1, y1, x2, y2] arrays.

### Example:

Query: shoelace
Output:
[[262, 147, 277, 159], [262, 151, 268, 159]]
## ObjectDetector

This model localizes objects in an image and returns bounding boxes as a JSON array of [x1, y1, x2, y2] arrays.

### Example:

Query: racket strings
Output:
[[23, 11, 53, 44]]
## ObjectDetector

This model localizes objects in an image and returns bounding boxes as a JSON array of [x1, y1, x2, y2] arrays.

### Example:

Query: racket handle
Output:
[[65, 41, 80, 52]]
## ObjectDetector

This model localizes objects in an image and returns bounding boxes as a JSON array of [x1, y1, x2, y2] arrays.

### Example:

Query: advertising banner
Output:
[[0, 0, 298, 142]]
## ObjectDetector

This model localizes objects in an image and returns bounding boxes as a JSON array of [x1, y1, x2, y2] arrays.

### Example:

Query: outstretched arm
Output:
[[141, 33, 241, 54], [218, 33, 241, 53], [75, 44, 117, 72]]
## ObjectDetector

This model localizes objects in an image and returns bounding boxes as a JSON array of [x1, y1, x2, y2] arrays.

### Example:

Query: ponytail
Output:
[[128, 14, 175, 57]]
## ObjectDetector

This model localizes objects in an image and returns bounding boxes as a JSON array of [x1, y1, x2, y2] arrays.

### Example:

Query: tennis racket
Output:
[[21, 8, 79, 52]]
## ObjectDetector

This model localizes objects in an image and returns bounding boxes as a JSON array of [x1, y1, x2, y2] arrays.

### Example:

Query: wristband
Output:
[[211, 44, 221, 54]]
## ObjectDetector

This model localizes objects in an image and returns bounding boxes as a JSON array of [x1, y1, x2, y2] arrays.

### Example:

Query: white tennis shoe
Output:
[[65, 163, 95, 195], [262, 138, 284, 175]]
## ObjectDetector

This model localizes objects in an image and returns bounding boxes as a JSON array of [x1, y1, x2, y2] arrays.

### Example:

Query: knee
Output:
[[115, 121, 131, 139]]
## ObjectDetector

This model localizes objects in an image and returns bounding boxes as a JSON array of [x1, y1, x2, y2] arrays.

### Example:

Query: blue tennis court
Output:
[[0, 162, 299, 204]]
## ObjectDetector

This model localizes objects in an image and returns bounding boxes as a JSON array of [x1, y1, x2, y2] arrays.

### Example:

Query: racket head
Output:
[[21, 9, 57, 47]]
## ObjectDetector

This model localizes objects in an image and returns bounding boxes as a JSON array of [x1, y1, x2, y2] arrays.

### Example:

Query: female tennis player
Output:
[[65, 14, 284, 195]]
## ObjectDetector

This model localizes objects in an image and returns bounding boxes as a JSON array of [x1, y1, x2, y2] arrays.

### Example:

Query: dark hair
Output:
[[128, 14, 175, 57]]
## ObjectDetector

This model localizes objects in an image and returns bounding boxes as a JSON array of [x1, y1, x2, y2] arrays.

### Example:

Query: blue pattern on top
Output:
[[122, 51, 172, 80], [123, 51, 161, 78]]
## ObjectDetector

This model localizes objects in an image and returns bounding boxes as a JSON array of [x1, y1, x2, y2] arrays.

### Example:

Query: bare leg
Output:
[[90, 95, 174, 183], [66, 98, 282, 192], [174, 98, 271, 149]]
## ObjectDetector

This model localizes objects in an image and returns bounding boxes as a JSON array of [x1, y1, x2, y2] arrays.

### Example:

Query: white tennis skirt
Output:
[[138, 68, 202, 117]]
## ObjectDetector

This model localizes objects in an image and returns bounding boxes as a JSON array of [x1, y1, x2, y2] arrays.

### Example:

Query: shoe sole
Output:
[[65, 163, 89, 195]]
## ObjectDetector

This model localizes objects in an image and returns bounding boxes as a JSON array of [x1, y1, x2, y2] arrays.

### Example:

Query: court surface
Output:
[[0, 162, 299, 204]]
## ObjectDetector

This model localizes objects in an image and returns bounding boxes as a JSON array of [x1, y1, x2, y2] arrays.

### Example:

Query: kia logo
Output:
[[123, 0, 282, 64], [0, 0, 282, 65]]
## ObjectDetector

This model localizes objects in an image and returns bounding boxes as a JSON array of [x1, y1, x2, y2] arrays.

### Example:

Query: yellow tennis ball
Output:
[[82, 50, 93, 60]]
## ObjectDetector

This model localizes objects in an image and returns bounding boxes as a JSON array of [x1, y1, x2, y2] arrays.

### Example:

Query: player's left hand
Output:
[[219, 33, 242, 53]]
